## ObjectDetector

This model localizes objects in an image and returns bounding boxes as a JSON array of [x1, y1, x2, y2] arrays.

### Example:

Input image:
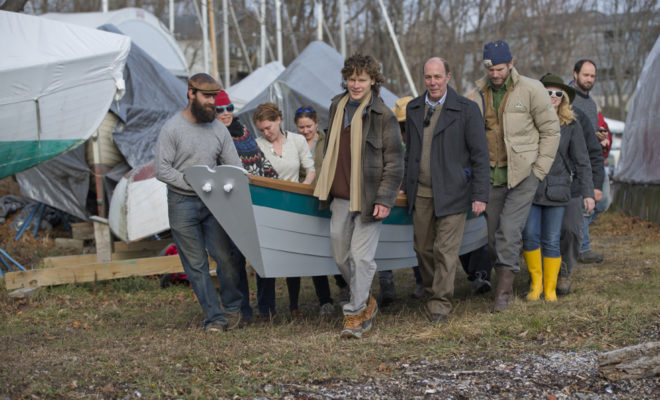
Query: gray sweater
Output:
[[570, 84, 598, 134], [155, 112, 242, 195]]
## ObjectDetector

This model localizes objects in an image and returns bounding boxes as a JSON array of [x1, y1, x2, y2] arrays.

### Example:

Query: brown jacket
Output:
[[319, 93, 404, 222]]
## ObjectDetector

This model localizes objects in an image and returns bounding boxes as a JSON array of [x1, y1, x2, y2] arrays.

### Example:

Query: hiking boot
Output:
[[224, 312, 242, 331], [411, 283, 425, 299], [319, 302, 335, 316], [340, 314, 364, 339], [422, 304, 447, 326], [471, 271, 492, 295], [360, 295, 379, 333], [556, 276, 572, 296], [492, 268, 515, 312], [578, 250, 603, 264], [204, 321, 226, 332], [379, 281, 396, 307]]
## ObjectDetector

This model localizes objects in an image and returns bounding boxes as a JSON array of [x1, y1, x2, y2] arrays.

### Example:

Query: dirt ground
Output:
[[1, 177, 659, 399]]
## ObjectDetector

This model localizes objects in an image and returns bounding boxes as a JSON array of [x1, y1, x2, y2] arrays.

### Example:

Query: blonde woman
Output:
[[522, 74, 595, 302]]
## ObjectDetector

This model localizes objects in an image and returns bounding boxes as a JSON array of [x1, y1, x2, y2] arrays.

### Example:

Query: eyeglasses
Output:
[[295, 107, 315, 115], [216, 104, 235, 113], [547, 90, 564, 98], [423, 107, 435, 127], [598, 128, 608, 133]]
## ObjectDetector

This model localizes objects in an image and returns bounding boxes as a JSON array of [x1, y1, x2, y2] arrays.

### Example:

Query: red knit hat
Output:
[[215, 90, 231, 106]]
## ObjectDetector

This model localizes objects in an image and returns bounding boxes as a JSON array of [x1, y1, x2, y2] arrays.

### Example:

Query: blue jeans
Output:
[[580, 173, 611, 253], [167, 191, 243, 327], [522, 204, 566, 258]]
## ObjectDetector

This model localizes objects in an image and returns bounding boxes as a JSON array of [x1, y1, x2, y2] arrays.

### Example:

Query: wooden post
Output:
[[91, 216, 113, 263]]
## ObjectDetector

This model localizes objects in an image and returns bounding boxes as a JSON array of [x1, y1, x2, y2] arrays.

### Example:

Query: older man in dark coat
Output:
[[401, 57, 490, 324]]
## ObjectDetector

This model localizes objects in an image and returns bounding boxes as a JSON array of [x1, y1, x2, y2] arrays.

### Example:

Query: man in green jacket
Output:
[[467, 40, 560, 312]]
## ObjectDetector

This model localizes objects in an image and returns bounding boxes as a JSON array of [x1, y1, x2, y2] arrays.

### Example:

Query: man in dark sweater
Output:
[[569, 59, 610, 265]]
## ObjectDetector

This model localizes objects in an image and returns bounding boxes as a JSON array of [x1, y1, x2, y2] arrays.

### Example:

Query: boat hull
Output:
[[185, 166, 487, 278]]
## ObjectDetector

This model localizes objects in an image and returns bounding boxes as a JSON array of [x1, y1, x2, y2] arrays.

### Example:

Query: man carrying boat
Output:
[[155, 73, 244, 332], [314, 53, 404, 339], [402, 57, 490, 325]]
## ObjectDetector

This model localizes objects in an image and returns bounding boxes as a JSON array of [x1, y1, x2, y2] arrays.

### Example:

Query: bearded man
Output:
[[155, 73, 244, 332]]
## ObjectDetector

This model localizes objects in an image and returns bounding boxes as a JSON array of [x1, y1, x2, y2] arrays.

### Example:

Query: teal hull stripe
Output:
[[249, 185, 413, 225], [0, 139, 83, 179]]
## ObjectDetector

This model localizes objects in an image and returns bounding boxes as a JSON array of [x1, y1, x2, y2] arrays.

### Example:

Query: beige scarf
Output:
[[313, 91, 371, 212]]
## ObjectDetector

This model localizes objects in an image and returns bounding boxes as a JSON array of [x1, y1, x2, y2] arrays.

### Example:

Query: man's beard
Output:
[[191, 96, 216, 123], [576, 78, 593, 93]]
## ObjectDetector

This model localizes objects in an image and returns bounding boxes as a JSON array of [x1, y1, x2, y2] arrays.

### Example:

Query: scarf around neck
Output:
[[313, 90, 371, 212]]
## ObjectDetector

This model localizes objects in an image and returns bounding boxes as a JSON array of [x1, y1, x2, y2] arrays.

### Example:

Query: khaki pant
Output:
[[486, 172, 539, 273], [413, 195, 466, 316], [330, 198, 383, 316]]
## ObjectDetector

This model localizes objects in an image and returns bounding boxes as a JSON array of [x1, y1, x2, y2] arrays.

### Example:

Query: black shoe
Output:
[[471, 271, 492, 295], [578, 250, 603, 264]]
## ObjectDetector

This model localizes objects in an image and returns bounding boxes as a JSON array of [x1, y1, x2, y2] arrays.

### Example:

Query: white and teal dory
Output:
[[185, 165, 487, 278]]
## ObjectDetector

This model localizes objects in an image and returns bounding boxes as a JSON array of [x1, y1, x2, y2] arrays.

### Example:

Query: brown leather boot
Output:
[[492, 268, 515, 312]]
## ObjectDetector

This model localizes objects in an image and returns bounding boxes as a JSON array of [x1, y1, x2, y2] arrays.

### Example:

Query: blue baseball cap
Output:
[[483, 40, 513, 67]]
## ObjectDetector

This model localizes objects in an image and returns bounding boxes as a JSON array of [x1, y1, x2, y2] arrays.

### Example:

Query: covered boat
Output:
[[0, 11, 130, 179], [184, 165, 487, 278]]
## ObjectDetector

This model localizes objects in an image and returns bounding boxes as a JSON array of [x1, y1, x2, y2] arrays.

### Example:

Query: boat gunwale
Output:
[[247, 175, 409, 207]]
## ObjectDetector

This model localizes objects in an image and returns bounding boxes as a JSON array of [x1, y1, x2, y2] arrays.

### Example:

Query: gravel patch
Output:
[[277, 351, 659, 399]]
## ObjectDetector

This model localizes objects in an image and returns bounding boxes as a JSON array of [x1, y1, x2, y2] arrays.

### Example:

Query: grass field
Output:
[[1, 211, 658, 398]]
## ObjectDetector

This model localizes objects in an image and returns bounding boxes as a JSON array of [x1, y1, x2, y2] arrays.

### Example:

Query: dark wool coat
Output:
[[533, 119, 594, 206], [320, 92, 404, 222], [402, 86, 490, 216]]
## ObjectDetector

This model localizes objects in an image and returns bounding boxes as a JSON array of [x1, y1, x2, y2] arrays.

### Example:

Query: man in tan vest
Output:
[[467, 40, 560, 312]]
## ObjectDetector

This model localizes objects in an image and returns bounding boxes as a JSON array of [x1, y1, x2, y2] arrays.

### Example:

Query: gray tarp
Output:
[[613, 35, 660, 184], [16, 144, 90, 220], [15, 24, 186, 220], [237, 41, 399, 137]]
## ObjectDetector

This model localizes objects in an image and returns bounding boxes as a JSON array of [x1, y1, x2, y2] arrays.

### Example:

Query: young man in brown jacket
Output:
[[314, 54, 404, 339]]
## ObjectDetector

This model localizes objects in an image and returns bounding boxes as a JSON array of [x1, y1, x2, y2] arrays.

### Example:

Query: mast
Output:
[[376, 0, 417, 96]]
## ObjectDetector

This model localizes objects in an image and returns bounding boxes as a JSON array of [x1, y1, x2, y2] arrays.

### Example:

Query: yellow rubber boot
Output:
[[543, 257, 562, 302], [523, 248, 543, 301]]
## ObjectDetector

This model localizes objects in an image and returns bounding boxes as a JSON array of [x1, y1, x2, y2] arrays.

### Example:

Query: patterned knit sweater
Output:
[[227, 117, 278, 178]]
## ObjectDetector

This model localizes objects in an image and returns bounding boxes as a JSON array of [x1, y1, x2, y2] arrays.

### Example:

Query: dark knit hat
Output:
[[188, 73, 222, 94], [483, 40, 512, 67], [215, 90, 231, 106], [540, 73, 576, 103]]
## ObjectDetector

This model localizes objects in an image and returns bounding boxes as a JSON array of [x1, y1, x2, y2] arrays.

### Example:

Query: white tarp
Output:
[[614, 35, 660, 184], [226, 61, 285, 111], [43, 7, 188, 77], [0, 10, 130, 179]]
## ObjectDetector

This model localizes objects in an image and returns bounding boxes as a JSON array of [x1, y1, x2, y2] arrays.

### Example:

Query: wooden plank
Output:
[[42, 250, 164, 268], [54, 238, 84, 250], [71, 222, 94, 240], [113, 240, 171, 253], [93, 220, 112, 262], [4, 256, 185, 290]]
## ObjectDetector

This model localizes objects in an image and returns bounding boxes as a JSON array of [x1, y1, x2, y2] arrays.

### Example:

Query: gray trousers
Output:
[[330, 198, 383, 316], [486, 172, 539, 273], [413, 195, 467, 315], [560, 196, 584, 277]]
